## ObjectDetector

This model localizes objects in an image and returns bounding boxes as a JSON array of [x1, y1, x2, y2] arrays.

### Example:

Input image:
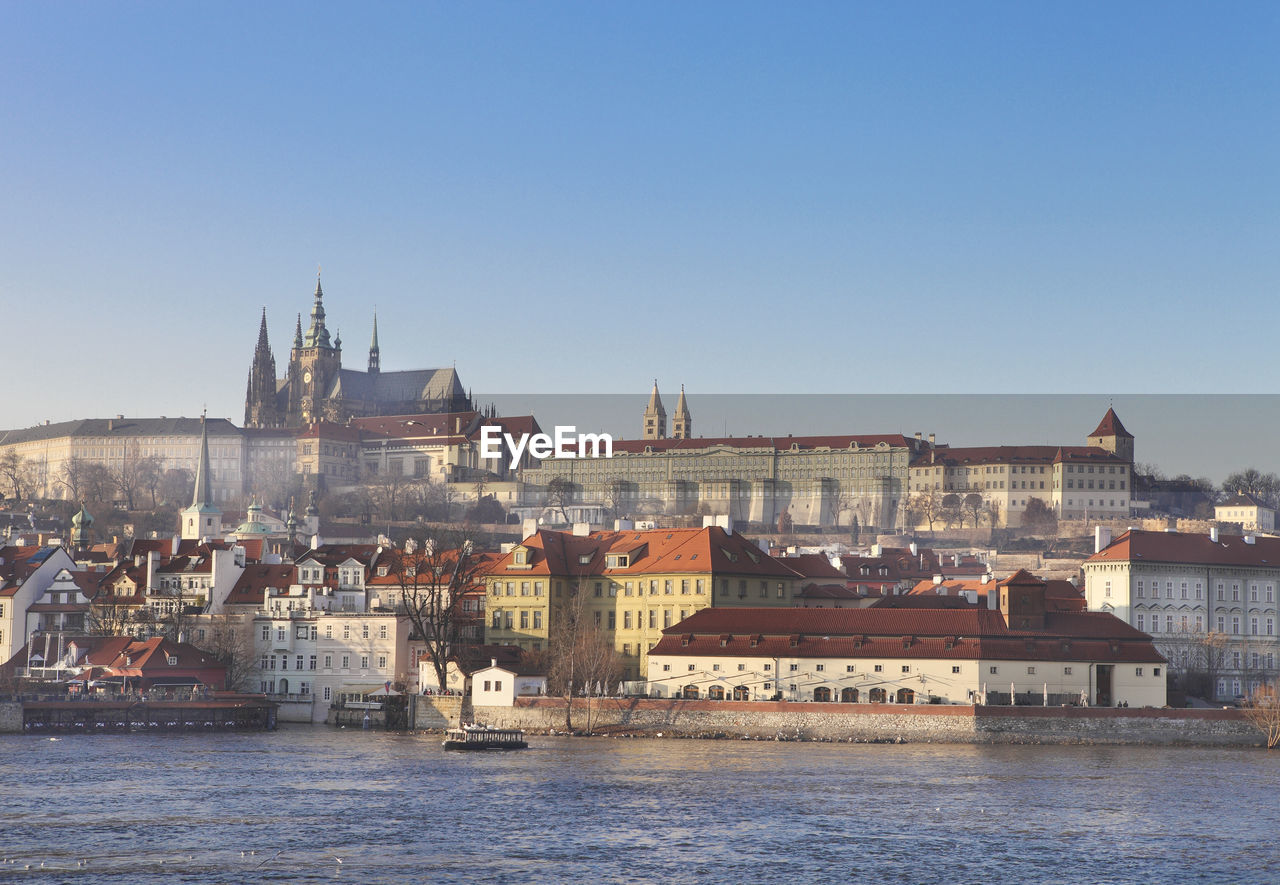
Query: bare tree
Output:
[[1222, 469, 1280, 509], [0, 452, 32, 502], [603, 479, 629, 525], [388, 534, 484, 694], [962, 493, 987, 529], [1021, 498, 1057, 537], [941, 493, 963, 529], [158, 467, 194, 507], [547, 577, 620, 733], [545, 477, 575, 525], [908, 490, 946, 533], [191, 613, 254, 691], [87, 587, 137, 636], [55, 457, 91, 503], [1243, 680, 1280, 749]]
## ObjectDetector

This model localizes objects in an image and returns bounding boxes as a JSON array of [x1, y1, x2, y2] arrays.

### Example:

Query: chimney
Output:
[[490, 657, 497, 669], [981, 574, 990, 585], [932, 575, 943, 585], [1245, 534, 1256, 545], [1210, 526, 1219, 543], [1094, 525, 1113, 554], [915, 432, 922, 441], [572, 522, 591, 537], [171, 534, 180, 556], [909, 542, 918, 556], [928, 433, 935, 446]]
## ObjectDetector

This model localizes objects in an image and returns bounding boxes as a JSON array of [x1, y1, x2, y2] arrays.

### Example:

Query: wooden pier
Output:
[[20, 696, 277, 733]]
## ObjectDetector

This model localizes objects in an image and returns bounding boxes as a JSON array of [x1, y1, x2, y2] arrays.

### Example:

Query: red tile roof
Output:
[[603, 433, 915, 456], [1089, 529, 1280, 567], [488, 527, 802, 580], [1089, 408, 1133, 439], [652, 606, 1161, 664]]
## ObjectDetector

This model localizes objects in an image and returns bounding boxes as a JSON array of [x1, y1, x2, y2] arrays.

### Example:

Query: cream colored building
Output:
[[522, 433, 922, 531], [908, 408, 1134, 528], [646, 603, 1166, 708]]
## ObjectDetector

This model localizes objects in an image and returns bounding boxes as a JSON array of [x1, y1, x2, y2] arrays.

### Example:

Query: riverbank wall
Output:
[[466, 698, 1261, 746]]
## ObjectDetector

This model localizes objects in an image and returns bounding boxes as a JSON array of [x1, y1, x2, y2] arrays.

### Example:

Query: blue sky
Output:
[[1, 3, 1276, 448]]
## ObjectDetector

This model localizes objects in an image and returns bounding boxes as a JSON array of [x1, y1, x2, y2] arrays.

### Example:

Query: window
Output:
[[846, 665, 856, 673], [952, 666, 961, 674], [1135, 667, 1144, 677], [816, 664, 825, 672], [343, 624, 350, 640], [688, 664, 695, 671], [296, 655, 304, 670], [648, 611, 656, 629], [873, 664, 883, 673], [989, 666, 999, 674], [624, 611, 633, 629], [1026, 666, 1036, 675], [662, 664, 671, 672], [261, 625, 269, 640], [901, 665, 910, 674], [309, 655, 317, 670], [341, 655, 350, 668], [323, 686, 331, 701], [789, 664, 798, 672], [379, 624, 387, 639], [378, 656, 387, 669], [360, 656, 369, 669], [533, 611, 542, 630], [520, 611, 529, 629], [362, 624, 369, 639], [738, 664, 746, 671], [324, 655, 332, 668], [1064, 667, 1072, 675]]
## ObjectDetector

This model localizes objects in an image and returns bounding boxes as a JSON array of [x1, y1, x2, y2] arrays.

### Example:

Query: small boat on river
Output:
[[442, 724, 528, 751]]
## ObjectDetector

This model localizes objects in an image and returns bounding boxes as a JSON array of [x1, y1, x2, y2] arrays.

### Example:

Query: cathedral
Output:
[[244, 275, 471, 428]]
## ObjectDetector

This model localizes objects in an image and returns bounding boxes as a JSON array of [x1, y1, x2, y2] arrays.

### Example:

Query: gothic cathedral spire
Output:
[[368, 311, 381, 374], [244, 308, 282, 428]]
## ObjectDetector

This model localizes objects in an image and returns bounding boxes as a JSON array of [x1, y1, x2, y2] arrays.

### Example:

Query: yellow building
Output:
[[482, 526, 803, 680]]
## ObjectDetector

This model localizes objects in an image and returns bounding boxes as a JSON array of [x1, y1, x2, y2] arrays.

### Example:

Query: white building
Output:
[[471, 658, 548, 707], [1084, 528, 1280, 701], [646, 598, 1166, 708], [1215, 492, 1276, 534]]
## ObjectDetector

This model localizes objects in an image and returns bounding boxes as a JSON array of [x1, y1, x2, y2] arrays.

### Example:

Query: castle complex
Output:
[[244, 275, 471, 428]]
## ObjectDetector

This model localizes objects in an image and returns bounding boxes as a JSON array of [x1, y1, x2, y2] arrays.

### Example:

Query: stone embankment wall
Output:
[[413, 696, 468, 730], [0, 702, 22, 734], [468, 698, 1261, 747]]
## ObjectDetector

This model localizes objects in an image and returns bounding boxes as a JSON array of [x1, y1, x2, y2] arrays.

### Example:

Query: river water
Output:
[[1, 726, 1277, 884]]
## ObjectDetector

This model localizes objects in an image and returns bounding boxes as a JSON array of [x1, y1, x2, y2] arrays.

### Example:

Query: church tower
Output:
[[181, 413, 222, 541], [244, 309, 283, 428], [672, 385, 692, 439], [643, 380, 667, 440], [1087, 407, 1135, 463], [368, 312, 380, 375], [288, 273, 344, 425]]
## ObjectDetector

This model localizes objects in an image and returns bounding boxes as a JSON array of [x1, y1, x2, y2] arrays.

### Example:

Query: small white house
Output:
[[471, 659, 547, 707]]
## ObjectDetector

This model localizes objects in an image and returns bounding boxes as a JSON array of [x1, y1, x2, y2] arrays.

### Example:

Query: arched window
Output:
[[896, 688, 915, 704], [869, 688, 887, 703], [707, 685, 725, 700], [732, 686, 750, 701], [682, 685, 700, 699], [840, 687, 859, 703], [813, 686, 832, 702]]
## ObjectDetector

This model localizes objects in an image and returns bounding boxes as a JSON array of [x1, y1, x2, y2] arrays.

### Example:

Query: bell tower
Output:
[[643, 380, 667, 440]]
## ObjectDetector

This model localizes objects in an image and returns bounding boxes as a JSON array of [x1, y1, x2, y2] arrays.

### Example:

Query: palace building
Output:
[[244, 274, 471, 429]]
